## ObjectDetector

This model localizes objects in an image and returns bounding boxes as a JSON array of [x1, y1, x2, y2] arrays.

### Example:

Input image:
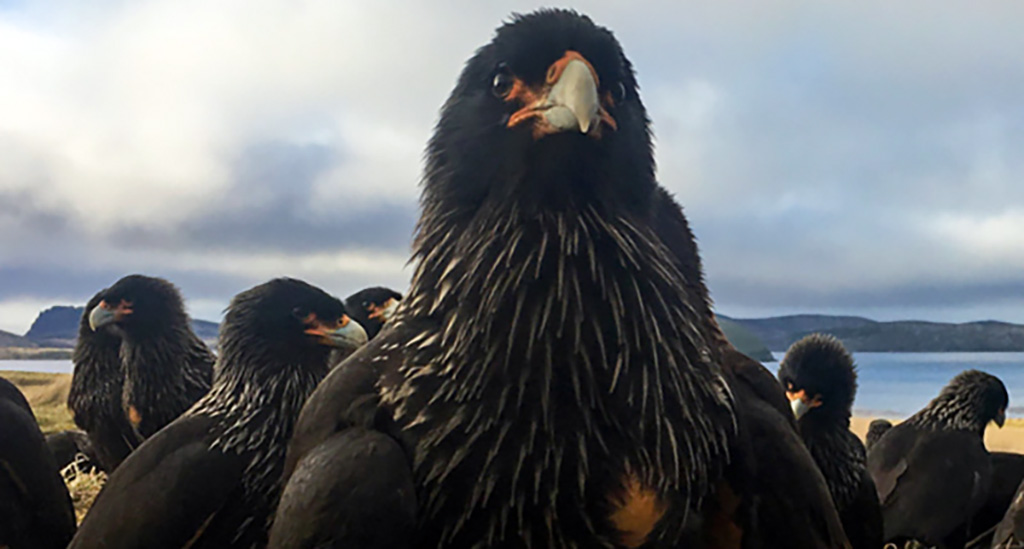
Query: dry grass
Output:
[[0, 370, 75, 433], [60, 456, 107, 523]]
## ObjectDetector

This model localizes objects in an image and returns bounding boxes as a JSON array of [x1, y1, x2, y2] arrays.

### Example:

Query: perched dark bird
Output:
[[777, 334, 883, 549], [344, 286, 402, 340], [46, 429, 101, 474], [868, 369, 1008, 547], [87, 274, 214, 439], [0, 376, 77, 549], [865, 418, 892, 451], [69, 290, 141, 471], [69, 278, 368, 549], [994, 478, 1024, 548], [270, 9, 847, 549]]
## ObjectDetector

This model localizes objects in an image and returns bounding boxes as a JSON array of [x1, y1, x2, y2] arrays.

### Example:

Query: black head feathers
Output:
[[422, 8, 654, 221], [910, 369, 1008, 433], [218, 278, 367, 372], [778, 333, 858, 424], [88, 274, 188, 338], [344, 287, 402, 340], [865, 419, 892, 451]]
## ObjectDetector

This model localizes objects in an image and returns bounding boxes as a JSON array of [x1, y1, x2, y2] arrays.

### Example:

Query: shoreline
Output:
[[851, 416, 1024, 453]]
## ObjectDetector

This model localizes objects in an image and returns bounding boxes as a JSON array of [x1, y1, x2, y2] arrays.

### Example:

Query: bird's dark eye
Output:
[[614, 81, 627, 103], [491, 63, 514, 98], [291, 307, 307, 319]]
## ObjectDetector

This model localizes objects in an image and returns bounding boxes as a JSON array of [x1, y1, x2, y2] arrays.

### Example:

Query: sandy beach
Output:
[[851, 416, 1024, 453]]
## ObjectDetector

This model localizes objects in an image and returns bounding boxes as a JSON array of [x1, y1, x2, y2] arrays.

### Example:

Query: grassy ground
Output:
[[1, 370, 75, 433], [0, 347, 73, 360], [2, 370, 102, 522]]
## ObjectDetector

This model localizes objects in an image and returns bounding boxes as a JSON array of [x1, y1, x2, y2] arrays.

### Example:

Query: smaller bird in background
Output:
[[69, 290, 141, 472], [86, 275, 215, 440], [45, 430, 102, 476], [0, 376, 77, 549], [777, 333, 883, 549], [865, 418, 892, 451], [69, 278, 367, 549], [343, 287, 402, 340], [868, 369, 1008, 548]]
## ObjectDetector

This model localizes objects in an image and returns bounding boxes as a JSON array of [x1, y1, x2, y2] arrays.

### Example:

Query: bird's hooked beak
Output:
[[367, 297, 399, 323], [785, 389, 822, 421], [996, 408, 1007, 428], [304, 314, 368, 351], [89, 299, 133, 331], [506, 50, 617, 139]]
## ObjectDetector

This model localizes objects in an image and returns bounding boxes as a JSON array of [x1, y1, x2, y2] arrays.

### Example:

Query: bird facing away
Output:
[[69, 278, 368, 549], [344, 286, 403, 340], [0, 376, 77, 549], [868, 369, 1008, 547], [777, 334, 883, 549], [865, 418, 892, 451], [87, 274, 215, 440], [69, 289, 142, 472], [270, 9, 847, 549]]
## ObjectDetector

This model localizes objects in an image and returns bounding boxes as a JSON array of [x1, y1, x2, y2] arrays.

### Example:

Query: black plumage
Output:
[[865, 418, 892, 451], [69, 290, 141, 471], [69, 278, 367, 549], [0, 376, 77, 549], [868, 369, 1008, 547], [994, 478, 1024, 548], [344, 286, 403, 339], [777, 334, 883, 549], [954, 452, 1024, 547], [46, 429, 101, 475], [270, 9, 846, 548], [87, 274, 214, 439]]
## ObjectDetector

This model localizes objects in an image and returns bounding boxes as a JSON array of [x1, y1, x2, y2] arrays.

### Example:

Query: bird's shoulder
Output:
[[285, 323, 415, 478], [71, 413, 246, 548]]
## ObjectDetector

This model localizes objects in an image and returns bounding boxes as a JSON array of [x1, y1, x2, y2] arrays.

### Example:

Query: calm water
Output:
[[4, 353, 1024, 419]]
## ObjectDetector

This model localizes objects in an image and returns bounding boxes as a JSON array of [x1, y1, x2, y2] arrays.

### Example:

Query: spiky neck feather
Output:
[[192, 332, 332, 546], [392, 190, 736, 545]]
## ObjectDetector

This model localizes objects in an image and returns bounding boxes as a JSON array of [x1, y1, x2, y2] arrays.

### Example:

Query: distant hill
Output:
[[23, 306, 83, 347], [716, 316, 774, 362], [0, 329, 37, 348], [20, 306, 220, 349], [721, 314, 1024, 353]]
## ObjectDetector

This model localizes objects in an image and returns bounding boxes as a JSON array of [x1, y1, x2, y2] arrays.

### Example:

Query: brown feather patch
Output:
[[608, 473, 667, 548]]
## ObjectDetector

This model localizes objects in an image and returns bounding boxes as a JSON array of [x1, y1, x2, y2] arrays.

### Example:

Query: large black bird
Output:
[[344, 286, 402, 340], [87, 274, 214, 439], [993, 478, 1024, 548], [778, 334, 883, 549], [868, 369, 1008, 547], [0, 376, 77, 549], [69, 290, 141, 471], [270, 9, 847, 548], [69, 278, 368, 549]]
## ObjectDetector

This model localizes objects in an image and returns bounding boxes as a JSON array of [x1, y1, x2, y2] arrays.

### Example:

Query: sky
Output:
[[1, 1, 1023, 334]]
